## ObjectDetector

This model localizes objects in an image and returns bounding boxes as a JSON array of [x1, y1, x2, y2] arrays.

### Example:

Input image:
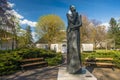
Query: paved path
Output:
[[0, 66, 59, 80], [92, 68, 120, 80], [1, 64, 120, 80], [86, 66, 120, 80]]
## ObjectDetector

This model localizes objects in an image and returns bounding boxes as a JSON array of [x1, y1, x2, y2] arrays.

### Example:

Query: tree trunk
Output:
[[12, 27, 15, 50], [48, 43, 51, 50]]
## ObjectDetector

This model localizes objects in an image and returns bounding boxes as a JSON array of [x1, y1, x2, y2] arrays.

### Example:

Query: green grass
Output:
[[82, 50, 120, 68]]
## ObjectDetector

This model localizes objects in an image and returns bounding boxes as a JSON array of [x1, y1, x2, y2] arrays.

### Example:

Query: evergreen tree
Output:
[[109, 17, 117, 28], [108, 17, 120, 48], [109, 18, 117, 35], [25, 26, 33, 46]]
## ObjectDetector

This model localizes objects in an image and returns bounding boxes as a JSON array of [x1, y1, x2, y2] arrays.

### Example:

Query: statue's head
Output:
[[70, 5, 76, 12]]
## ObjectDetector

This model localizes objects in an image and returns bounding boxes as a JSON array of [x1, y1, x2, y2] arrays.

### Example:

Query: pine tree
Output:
[[25, 26, 33, 46], [108, 17, 120, 48]]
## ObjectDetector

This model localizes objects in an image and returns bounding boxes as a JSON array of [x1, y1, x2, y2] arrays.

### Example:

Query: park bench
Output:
[[84, 58, 115, 67], [20, 57, 47, 72]]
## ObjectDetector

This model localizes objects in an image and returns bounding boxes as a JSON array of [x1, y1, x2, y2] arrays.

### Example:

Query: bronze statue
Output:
[[66, 5, 82, 74]]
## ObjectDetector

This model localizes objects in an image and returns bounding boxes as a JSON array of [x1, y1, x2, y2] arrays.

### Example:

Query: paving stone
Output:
[[57, 67, 97, 80]]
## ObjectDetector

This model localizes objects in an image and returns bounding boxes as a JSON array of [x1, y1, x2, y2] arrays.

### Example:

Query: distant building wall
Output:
[[0, 39, 16, 50], [81, 43, 94, 52], [36, 43, 67, 53]]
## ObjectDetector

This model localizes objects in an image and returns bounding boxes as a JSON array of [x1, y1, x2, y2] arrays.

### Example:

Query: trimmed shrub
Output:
[[0, 52, 21, 75], [113, 51, 120, 68], [45, 53, 62, 66], [82, 50, 120, 68], [0, 48, 62, 75]]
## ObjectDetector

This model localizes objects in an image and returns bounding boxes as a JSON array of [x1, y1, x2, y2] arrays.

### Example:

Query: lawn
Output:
[[82, 50, 120, 68]]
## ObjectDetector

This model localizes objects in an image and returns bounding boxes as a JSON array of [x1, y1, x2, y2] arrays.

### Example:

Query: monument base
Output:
[[57, 67, 97, 80]]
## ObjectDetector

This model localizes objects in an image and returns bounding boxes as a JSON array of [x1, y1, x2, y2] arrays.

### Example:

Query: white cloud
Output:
[[7, 2, 15, 8], [5, 9, 24, 19], [10, 10, 24, 19], [31, 32, 38, 42], [32, 32, 37, 38], [20, 28, 26, 32], [101, 22, 109, 27], [12, 10, 37, 27], [7, 2, 36, 27], [100, 22, 109, 30], [20, 19, 37, 27]]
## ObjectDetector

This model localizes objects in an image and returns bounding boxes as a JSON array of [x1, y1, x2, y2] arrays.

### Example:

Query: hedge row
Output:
[[82, 51, 120, 68], [0, 48, 62, 75]]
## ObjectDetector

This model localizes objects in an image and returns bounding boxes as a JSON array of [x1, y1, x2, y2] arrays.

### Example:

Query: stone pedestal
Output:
[[57, 67, 97, 80]]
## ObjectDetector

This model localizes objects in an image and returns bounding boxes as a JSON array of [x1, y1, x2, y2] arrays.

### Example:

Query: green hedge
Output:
[[113, 51, 120, 68], [0, 52, 22, 75], [82, 51, 120, 68], [0, 48, 62, 75], [45, 53, 62, 66], [1, 48, 120, 75]]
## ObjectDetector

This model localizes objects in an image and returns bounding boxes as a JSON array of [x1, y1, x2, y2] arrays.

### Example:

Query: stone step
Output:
[[57, 67, 97, 80]]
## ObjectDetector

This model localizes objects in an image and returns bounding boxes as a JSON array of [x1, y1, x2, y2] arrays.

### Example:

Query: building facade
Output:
[[0, 0, 16, 50]]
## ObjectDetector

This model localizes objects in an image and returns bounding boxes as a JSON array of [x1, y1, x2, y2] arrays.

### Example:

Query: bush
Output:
[[113, 51, 120, 68], [16, 48, 57, 59], [82, 50, 120, 68], [0, 48, 62, 75], [45, 53, 62, 66], [0, 52, 21, 75]]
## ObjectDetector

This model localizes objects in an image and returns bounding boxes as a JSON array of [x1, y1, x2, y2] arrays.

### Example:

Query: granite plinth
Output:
[[57, 67, 97, 80]]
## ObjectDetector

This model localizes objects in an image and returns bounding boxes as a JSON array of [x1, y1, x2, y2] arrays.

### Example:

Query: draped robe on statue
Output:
[[66, 11, 82, 74]]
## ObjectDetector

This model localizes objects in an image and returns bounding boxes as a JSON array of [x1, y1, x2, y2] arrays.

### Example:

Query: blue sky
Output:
[[9, 0, 120, 41]]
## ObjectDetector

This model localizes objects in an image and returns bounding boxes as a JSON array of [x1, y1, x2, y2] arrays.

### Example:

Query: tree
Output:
[[9, 15, 20, 50], [94, 25, 107, 48], [0, 0, 19, 50], [81, 16, 107, 48], [81, 16, 98, 43], [113, 22, 120, 48], [108, 17, 120, 49], [80, 16, 91, 43], [109, 18, 117, 28], [25, 26, 33, 46], [36, 14, 65, 49], [17, 29, 27, 48], [108, 18, 117, 38], [91, 19, 102, 26]]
